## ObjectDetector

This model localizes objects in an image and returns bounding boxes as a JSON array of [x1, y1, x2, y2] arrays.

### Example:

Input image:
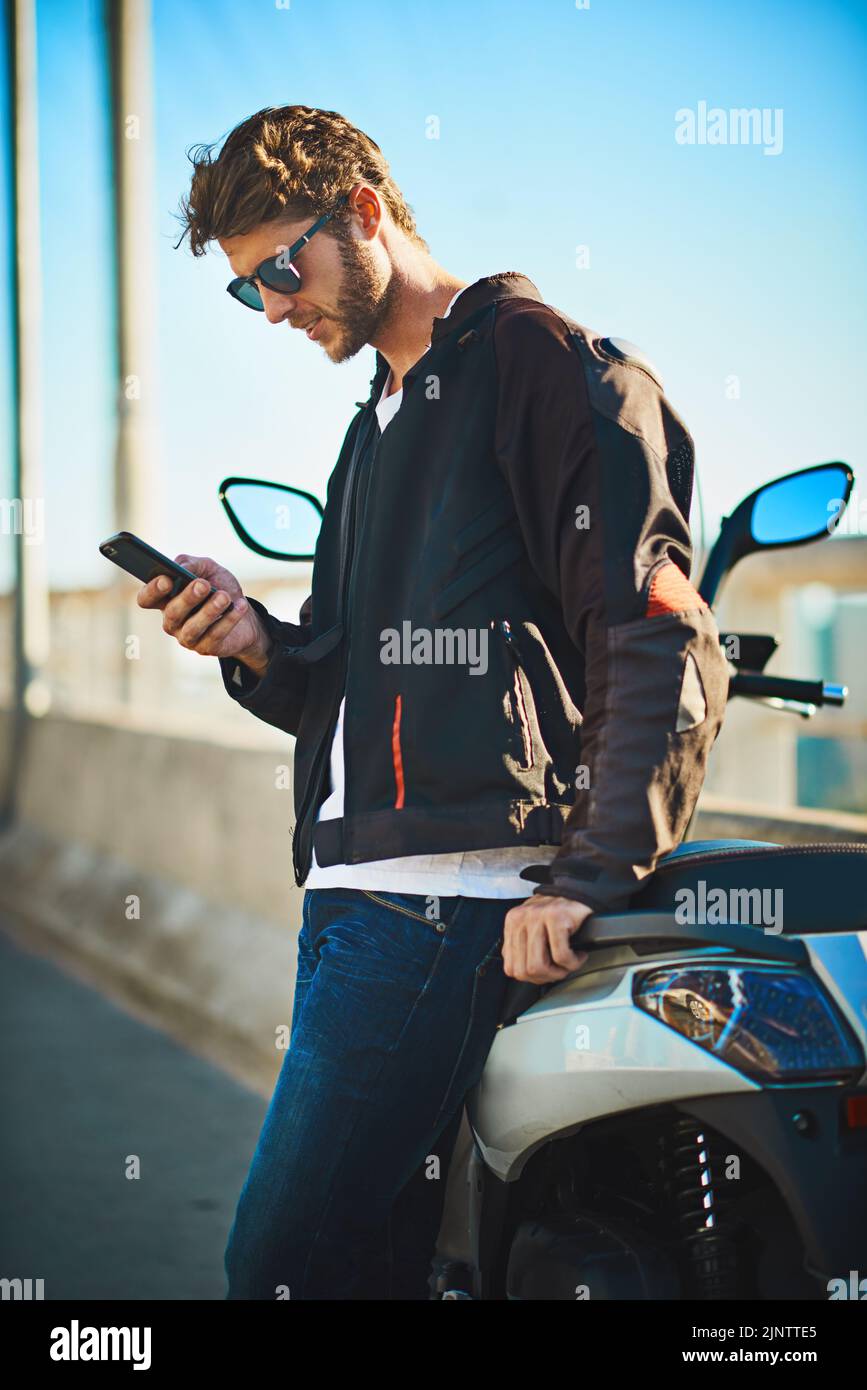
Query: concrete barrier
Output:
[[0, 708, 303, 1096]]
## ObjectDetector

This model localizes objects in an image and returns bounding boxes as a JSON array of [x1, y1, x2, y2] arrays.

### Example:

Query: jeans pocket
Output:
[[359, 888, 462, 935], [308, 888, 458, 1004]]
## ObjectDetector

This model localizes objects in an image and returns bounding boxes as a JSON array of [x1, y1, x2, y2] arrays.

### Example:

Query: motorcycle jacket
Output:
[[219, 272, 730, 912]]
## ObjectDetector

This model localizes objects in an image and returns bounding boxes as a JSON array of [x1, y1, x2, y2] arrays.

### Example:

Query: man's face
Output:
[[219, 208, 397, 364]]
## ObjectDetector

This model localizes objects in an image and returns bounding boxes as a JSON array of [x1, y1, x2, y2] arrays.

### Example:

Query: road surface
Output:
[[0, 921, 268, 1300]]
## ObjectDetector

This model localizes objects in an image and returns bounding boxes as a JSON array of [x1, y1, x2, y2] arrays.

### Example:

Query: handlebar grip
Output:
[[499, 917, 599, 1027], [730, 672, 847, 706], [820, 683, 848, 707]]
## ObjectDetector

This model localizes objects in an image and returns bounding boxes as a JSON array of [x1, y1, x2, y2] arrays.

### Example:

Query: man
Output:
[[138, 105, 729, 1299]]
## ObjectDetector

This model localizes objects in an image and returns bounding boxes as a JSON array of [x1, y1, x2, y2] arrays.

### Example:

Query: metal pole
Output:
[[1, 0, 50, 830], [105, 0, 159, 706]]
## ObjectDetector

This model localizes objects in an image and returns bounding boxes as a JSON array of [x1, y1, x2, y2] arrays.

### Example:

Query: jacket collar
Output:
[[366, 271, 542, 402]]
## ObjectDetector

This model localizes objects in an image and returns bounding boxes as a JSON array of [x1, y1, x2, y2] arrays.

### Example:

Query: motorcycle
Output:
[[218, 458, 867, 1300]]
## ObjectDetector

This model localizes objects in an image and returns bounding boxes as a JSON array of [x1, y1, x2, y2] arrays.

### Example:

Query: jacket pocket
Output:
[[432, 531, 525, 620], [453, 491, 518, 554], [498, 620, 585, 800], [496, 619, 535, 771]]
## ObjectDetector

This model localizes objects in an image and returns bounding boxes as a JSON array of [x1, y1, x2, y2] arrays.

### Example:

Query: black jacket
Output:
[[219, 272, 730, 911]]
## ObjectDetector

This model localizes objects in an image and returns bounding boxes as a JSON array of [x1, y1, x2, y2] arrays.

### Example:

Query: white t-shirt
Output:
[[304, 286, 560, 896]]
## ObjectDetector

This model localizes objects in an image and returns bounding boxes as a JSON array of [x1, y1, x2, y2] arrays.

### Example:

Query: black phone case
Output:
[[98, 531, 223, 615]]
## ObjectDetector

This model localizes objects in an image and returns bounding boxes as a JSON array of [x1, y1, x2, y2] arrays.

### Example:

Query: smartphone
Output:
[[98, 531, 233, 615]]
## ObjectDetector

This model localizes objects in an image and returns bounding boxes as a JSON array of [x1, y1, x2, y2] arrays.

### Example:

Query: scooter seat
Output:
[[632, 839, 867, 933]]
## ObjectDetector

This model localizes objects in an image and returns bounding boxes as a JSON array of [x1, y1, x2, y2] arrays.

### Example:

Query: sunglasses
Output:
[[226, 192, 350, 311]]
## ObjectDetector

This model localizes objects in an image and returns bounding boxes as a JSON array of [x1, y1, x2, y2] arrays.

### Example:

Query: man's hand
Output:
[[136, 554, 274, 677], [502, 896, 592, 983]]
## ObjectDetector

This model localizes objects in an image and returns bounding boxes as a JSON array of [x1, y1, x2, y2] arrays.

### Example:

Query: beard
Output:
[[323, 232, 400, 364]]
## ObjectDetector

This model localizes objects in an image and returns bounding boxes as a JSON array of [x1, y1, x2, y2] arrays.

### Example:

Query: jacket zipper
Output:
[[337, 407, 378, 610], [293, 406, 381, 882]]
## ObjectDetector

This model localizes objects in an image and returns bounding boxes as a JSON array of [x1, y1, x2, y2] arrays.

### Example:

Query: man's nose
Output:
[[260, 284, 296, 325]]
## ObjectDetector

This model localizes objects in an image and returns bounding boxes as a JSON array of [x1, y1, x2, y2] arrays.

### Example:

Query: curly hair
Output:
[[176, 105, 428, 255]]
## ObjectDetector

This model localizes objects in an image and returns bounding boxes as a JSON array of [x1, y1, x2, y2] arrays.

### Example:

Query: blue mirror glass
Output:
[[750, 465, 851, 546], [224, 482, 321, 557]]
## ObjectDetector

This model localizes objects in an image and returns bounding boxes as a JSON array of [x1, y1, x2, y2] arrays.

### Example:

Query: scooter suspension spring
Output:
[[668, 1118, 739, 1299]]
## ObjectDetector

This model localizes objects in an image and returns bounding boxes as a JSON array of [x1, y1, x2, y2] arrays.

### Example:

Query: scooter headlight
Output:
[[634, 965, 863, 1083]]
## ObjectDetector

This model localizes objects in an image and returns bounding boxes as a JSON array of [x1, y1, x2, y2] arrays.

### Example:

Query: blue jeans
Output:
[[224, 886, 524, 1299]]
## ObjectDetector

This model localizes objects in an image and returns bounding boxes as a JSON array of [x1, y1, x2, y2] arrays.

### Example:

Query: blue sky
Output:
[[1, 0, 866, 591]]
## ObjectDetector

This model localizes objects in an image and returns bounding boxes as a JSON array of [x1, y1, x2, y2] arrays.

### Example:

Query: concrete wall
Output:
[[705, 537, 867, 809], [0, 708, 303, 1097]]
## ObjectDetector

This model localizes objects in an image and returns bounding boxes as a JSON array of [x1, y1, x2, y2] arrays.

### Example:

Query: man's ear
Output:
[[348, 183, 382, 239]]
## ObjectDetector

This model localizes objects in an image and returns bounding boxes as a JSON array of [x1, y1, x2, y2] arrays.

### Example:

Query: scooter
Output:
[[219, 459, 867, 1301], [430, 459, 867, 1301]]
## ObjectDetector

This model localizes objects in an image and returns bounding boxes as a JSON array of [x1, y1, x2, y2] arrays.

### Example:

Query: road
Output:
[[0, 920, 268, 1300]]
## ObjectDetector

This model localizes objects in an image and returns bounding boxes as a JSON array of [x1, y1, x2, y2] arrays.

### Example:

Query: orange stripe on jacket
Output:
[[646, 561, 708, 618], [392, 694, 405, 808]]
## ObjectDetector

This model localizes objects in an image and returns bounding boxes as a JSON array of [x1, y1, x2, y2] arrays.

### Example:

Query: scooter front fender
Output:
[[469, 961, 756, 1182]]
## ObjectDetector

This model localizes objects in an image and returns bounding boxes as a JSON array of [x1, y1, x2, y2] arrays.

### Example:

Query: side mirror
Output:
[[698, 461, 854, 606], [218, 476, 323, 561]]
